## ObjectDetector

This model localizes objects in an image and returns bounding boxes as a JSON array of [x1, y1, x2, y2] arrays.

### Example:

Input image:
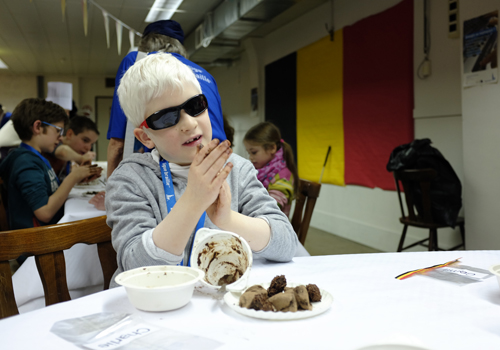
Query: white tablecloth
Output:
[[3, 251, 500, 349]]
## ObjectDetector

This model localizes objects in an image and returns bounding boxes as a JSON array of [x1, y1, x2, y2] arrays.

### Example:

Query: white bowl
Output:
[[115, 265, 204, 311], [190, 228, 253, 293], [489, 264, 500, 289]]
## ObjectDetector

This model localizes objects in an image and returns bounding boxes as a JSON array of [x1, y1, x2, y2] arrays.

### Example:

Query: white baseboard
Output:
[[309, 209, 464, 252]]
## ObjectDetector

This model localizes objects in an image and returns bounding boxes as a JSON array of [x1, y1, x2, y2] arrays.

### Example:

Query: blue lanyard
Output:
[[20, 143, 60, 185], [159, 158, 206, 266]]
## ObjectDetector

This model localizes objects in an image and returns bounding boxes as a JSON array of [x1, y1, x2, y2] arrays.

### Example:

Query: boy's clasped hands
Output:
[[185, 138, 233, 227]]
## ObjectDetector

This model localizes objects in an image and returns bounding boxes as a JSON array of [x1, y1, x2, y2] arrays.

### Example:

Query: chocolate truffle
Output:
[[239, 291, 258, 308], [269, 291, 298, 312], [306, 284, 322, 302], [294, 285, 312, 310], [245, 285, 267, 295], [268, 275, 287, 297], [250, 294, 274, 311]]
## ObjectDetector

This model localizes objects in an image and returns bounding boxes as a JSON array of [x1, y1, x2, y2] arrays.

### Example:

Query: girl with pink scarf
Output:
[[244, 122, 299, 216]]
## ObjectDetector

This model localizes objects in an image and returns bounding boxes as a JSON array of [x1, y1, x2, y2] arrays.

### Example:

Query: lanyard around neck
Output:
[[159, 158, 206, 266], [65, 161, 71, 176], [20, 143, 60, 185]]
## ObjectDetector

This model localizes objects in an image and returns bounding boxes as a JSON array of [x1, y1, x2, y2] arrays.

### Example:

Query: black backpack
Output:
[[386, 138, 462, 228]]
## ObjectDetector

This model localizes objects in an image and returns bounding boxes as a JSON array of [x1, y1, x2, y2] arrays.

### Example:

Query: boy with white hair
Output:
[[106, 53, 297, 284]]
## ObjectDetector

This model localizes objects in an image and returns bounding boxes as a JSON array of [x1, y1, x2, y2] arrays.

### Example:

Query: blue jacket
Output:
[[107, 52, 226, 143]]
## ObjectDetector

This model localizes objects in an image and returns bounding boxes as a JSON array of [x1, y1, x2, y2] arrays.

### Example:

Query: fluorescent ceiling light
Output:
[[0, 58, 8, 69], [145, 0, 184, 23]]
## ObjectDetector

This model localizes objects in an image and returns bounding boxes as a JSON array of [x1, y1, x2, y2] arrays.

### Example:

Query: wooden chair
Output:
[[0, 177, 8, 231], [393, 169, 465, 252], [291, 179, 322, 245], [0, 215, 117, 319]]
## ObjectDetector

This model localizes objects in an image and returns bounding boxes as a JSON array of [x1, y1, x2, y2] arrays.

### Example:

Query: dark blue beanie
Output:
[[143, 20, 184, 44]]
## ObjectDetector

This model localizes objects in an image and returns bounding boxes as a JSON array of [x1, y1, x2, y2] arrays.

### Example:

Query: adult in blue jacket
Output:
[[106, 20, 226, 178]]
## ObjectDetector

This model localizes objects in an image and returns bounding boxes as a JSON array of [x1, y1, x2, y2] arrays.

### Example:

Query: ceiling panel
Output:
[[0, 0, 327, 76]]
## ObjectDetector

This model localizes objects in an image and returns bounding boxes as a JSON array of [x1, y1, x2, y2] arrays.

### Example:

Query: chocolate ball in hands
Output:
[[81, 164, 103, 183]]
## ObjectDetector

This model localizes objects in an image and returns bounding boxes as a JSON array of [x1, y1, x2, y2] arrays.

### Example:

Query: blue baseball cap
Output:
[[143, 20, 184, 44]]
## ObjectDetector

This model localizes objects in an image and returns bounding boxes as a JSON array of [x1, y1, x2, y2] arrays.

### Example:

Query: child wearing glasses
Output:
[[0, 98, 100, 231], [243, 122, 298, 216], [106, 53, 298, 283]]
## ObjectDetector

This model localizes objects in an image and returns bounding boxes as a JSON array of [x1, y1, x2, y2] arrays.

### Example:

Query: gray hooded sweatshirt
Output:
[[105, 152, 298, 287]]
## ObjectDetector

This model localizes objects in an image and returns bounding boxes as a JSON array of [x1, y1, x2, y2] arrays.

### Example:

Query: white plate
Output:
[[224, 282, 333, 320]]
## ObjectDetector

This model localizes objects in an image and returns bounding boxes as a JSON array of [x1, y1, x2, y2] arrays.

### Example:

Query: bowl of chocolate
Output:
[[115, 265, 204, 311], [190, 228, 252, 292]]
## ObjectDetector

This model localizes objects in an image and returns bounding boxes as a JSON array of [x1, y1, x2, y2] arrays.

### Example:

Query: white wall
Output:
[[210, 0, 465, 251], [461, 0, 500, 250], [0, 74, 113, 118], [0, 74, 113, 160], [413, 0, 464, 249], [0, 74, 37, 112], [79, 77, 115, 121]]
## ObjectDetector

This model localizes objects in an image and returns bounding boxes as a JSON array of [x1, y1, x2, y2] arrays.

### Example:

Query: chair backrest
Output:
[[291, 179, 322, 245], [393, 168, 437, 224], [0, 177, 8, 231], [0, 215, 117, 319]]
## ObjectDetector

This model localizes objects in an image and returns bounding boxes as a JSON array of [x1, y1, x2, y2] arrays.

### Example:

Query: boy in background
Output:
[[0, 98, 100, 230], [44, 116, 101, 181]]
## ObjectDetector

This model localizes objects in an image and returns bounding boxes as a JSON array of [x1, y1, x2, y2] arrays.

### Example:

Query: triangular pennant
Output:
[[103, 10, 110, 48], [61, 0, 66, 22], [116, 21, 123, 55], [82, 0, 88, 36], [129, 30, 135, 51]]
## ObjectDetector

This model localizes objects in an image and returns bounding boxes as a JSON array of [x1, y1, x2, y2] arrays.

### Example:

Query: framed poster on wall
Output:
[[463, 10, 498, 87]]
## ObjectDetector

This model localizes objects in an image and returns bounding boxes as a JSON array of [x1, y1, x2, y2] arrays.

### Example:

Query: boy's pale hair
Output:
[[117, 52, 202, 127]]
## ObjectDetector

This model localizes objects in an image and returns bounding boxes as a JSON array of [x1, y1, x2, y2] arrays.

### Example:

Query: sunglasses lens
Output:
[[145, 95, 208, 130], [150, 110, 179, 130], [184, 95, 208, 117]]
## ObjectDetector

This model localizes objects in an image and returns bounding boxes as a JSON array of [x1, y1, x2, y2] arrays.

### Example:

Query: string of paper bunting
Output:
[[60, 0, 142, 55]]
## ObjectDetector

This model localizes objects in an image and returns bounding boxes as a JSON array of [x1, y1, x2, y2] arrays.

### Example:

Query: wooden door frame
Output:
[[94, 96, 113, 160]]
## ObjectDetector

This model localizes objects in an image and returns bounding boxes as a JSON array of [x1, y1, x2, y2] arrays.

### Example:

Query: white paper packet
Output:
[[50, 312, 222, 350], [422, 264, 494, 286]]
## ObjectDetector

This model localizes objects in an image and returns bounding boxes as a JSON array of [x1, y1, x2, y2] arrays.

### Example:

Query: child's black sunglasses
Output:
[[140, 94, 208, 130]]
